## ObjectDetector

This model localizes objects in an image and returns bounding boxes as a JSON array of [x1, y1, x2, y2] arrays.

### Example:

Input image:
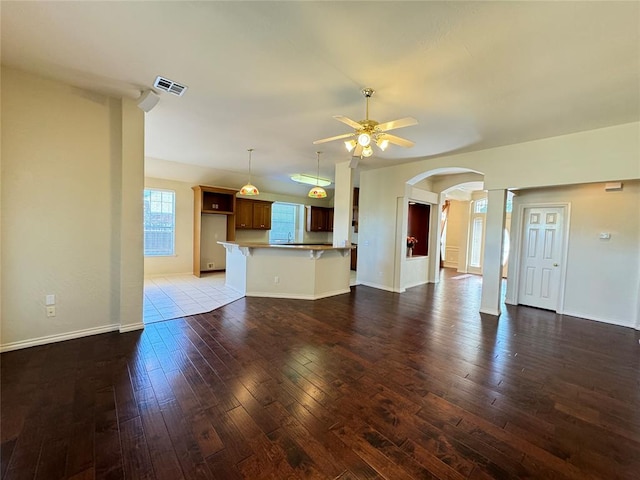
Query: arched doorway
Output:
[[401, 168, 485, 291]]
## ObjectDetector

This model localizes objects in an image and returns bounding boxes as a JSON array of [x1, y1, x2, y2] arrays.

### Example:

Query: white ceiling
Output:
[[2, 1, 639, 196]]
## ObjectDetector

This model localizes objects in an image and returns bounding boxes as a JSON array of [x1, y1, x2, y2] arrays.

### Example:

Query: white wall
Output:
[[507, 181, 640, 328], [144, 177, 194, 276], [403, 256, 430, 289], [1, 67, 145, 350]]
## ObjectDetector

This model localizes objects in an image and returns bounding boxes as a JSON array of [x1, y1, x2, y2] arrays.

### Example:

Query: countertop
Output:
[[219, 241, 354, 250]]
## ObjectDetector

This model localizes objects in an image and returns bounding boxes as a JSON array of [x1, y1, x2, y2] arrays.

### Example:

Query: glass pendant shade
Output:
[[240, 183, 259, 196], [362, 145, 373, 157], [239, 148, 259, 196], [309, 151, 327, 199], [345, 139, 357, 152], [308, 186, 327, 198], [377, 138, 389, 151], [357, 132, 371, 147]]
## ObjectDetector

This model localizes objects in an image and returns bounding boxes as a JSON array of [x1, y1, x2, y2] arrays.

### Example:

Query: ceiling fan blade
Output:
[[376, 117, 418, 132], [334, 115, 364, 130], [352, 144, 363, 157], [383, 133, 415, 148], [313, 132, 354, 145]]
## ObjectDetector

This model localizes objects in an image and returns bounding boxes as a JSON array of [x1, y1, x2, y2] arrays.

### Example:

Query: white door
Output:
[[518, 207, 565, 311]]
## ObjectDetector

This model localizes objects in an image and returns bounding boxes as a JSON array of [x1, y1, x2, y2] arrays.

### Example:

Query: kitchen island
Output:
[[218, 242, 353, 300]]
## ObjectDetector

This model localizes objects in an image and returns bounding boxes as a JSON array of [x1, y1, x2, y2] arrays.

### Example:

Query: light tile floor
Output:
[[143, 272, 243, 324], [143, 270, 359, 324]]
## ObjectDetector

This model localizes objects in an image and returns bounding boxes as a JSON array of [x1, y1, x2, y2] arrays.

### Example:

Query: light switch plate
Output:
[[46, 294, 56, 305]]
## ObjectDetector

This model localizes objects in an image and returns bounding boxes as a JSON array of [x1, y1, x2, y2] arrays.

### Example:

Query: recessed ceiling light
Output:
[[290, 174, 331, 187]]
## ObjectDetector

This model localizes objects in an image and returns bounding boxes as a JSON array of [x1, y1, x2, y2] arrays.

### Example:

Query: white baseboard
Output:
[[358, 281, 402, 293], [405, 280, 428, 289], [560, 310, 635, 329], [247, 288, 351, 300], [0, 324, 120, 353], [480, 307, 501, 317], [120, 322, 145, 333], [143, 271, 194, 278]]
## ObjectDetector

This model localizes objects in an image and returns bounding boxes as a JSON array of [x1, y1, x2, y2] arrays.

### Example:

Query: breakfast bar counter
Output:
[[218, 242, 353, 300]]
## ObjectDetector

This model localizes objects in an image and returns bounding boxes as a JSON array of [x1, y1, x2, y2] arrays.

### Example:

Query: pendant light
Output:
[[239, 148, 259, 196], [308, 151, 327, 198]]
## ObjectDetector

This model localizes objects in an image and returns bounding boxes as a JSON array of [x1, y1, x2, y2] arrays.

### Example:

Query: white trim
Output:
[[359, 281, 404, 293], [443, 246, 459, 269], [0, 324, 120, 353], [480, 307, 501, 316], [120, 322, 145, 333], [246, 288, 351, 300], [560, 310, 635, 329], [404, 279, 428, 289], [143, 271, 197, 279], [510, 202, 571, 312]]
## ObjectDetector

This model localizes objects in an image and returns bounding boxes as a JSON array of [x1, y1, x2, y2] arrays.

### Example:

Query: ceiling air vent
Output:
[[153, 76, 188, 96]]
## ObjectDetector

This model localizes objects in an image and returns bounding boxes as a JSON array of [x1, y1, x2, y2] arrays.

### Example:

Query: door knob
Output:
[[553, 263, 559, 267]]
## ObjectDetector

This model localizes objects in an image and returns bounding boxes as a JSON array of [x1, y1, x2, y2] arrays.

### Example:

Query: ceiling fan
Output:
[[313, 88, 418, 161]]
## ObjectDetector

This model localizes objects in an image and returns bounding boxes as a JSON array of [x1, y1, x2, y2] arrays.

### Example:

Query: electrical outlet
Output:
[[46, 306, 56, 317], [274, 276, 280, 284], [207, 262, 215, 269]]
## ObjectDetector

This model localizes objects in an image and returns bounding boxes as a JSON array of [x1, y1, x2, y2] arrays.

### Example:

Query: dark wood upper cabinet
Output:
[[305, 206, 334, 232], [252, 201, 272, 229], [235, 198, 273, 230]]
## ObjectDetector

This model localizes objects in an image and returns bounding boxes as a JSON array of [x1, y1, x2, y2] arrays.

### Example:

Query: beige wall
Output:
[[1, 67, 145, 350], [444, 200, 470, 270], [144, 178, 333, 276], [358, 121, 640, 328], [143, 177, 195, 276]]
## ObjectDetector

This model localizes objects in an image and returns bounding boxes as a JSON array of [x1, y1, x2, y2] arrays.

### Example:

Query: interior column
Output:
[[333, 161, 353, 247], [480, 189, 507, 316]]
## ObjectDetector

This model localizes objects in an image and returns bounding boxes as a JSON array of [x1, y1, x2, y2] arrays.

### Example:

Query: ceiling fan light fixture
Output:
[[357, 132, 371, 147], [376, 138, 389, 151], [239, 148, 259, 196], [313, 87, 418, 157], [345, 139, 357, 152]]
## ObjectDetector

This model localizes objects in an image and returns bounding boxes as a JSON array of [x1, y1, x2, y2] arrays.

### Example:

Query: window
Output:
[[143, 189, 175, 256], [269, 202, 298, 243], [474, 198, 487, 213], [506, 191, 514, 213], [470, 217, 483, 267], [502, 228, 511, 266]]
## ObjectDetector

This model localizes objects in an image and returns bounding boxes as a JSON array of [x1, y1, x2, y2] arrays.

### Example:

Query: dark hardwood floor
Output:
[[2, 269, 639, 479]]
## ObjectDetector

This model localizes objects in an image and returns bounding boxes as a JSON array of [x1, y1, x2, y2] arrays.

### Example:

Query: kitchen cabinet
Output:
[[192, 185, 238, 277], [305, 206, 334, 232], [236, 198, 273, 230]]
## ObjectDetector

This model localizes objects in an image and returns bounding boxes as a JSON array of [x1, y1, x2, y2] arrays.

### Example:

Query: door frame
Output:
[[509, 202, 571, 313]]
